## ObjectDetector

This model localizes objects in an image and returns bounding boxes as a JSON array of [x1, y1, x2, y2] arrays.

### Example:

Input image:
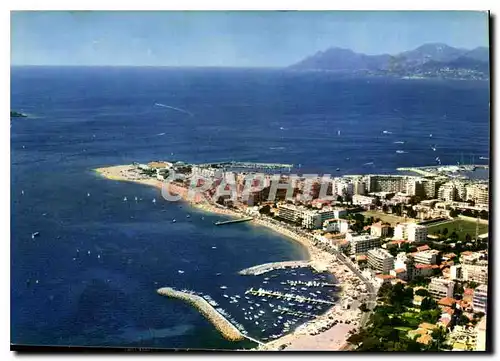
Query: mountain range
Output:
[[289, 43, 489, 80]]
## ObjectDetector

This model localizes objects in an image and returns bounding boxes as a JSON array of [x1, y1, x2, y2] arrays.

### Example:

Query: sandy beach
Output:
[[95, 164, 364, 351]]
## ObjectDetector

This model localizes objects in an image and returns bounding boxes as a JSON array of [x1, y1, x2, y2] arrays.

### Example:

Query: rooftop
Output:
[[416, 334, 433, 345], [367, 248, 393, 258], [415, 264, 439, 269], [438, 297, 457, 307], [419, 322, 438, 330], [375, 274, 396, 280]]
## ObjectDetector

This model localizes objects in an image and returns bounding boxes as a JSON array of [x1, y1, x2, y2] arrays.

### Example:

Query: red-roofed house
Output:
[[442, 306, 455, 316], [438, 297, 457, 308], [442, 253, 457, 261], [417, 245, 430, 252], [374, 274, 396, 287], [390, 267, 408, 281], [413, 263, 438, 277]]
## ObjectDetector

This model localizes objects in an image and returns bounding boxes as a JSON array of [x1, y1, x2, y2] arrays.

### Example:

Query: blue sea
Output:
[[11, 67, 490, 349]]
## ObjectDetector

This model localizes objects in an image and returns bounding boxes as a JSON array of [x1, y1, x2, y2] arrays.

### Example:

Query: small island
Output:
[[10, 111, 27, 118]]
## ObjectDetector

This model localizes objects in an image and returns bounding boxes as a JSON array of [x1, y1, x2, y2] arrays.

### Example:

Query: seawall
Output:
[[157, 287, 244, 342]]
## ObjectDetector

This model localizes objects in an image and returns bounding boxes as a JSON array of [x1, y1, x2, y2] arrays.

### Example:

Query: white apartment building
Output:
[[449, 265, 462, 280], [301, 210, 323, 229], [323, 218, 350, 233], [332, 179, 354, 197], [462, 261, 488, 285], [353, 179, 366, 195], [394, 222, 427, 242], [367, 175, 408, 193], [475, 317, 487, 351], [276, 203, 305, 223], [370, 222, 391, 238], [438, 183, 458, 202], [277, 204, 349, 230], [394, 223, 408, 240], [347, 233, 381, 255], [465, 183, 488, 205], [474, 184, 489, 205], [367, 248, 395, 274], [413, 249, 440, 265], [422, 179, 437, 199], [352, 194, 376, 206], [473, 284, 488, 314], [461, 252, 487, 265], [407, 223, 428, 243], [428, 277, 455, 300], [406, 178, 425, 197]]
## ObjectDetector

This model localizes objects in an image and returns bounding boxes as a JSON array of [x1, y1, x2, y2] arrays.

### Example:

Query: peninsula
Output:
[[95, 159, 489, 351]]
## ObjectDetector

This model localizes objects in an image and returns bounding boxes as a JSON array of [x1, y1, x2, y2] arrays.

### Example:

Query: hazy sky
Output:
[[11, 11, 489, 67]]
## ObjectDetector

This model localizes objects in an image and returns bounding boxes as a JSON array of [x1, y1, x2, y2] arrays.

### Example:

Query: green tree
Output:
[[415, 288, 430, 297], [420, 297, 438, 311], [457, 314, 471, 326], [442, 227, 449, 236], [259, 204, 271, 214], [468, 281, 479, 289], [427, 326, 449, 351], [420, 308, 441, 323], [465, 233, 472, 242]]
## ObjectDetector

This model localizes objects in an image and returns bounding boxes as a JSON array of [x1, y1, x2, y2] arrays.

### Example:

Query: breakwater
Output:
[[238, 261, 311, 276], [157, 287, 244, 341]]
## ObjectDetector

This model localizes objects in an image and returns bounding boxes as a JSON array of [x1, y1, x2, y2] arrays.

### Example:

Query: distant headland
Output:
[[289, 43, 489, 81], [10, 111, 27, 118]]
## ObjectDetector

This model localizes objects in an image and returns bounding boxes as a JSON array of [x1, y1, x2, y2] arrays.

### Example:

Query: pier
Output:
[[284, 280, 337, 288], [238, 260, 311, 276], [398, 164, 489, 177], [245, 287, 335, 305], [214, 217, 253, 226], [157, 287, 245, 341]]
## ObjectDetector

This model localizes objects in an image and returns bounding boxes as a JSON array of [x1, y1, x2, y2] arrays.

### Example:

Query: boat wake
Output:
[[155, 103, 194, 117]]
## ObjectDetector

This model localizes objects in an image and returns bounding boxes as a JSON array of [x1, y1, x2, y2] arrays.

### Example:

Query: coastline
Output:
[[94, 165, 363, 351]]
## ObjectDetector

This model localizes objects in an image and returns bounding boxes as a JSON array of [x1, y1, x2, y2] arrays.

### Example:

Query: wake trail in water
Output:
[[155, 103, 194, 117]]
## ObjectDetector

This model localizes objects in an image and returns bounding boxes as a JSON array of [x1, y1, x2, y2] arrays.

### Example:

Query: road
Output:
[[329, 248, 377, 327]]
